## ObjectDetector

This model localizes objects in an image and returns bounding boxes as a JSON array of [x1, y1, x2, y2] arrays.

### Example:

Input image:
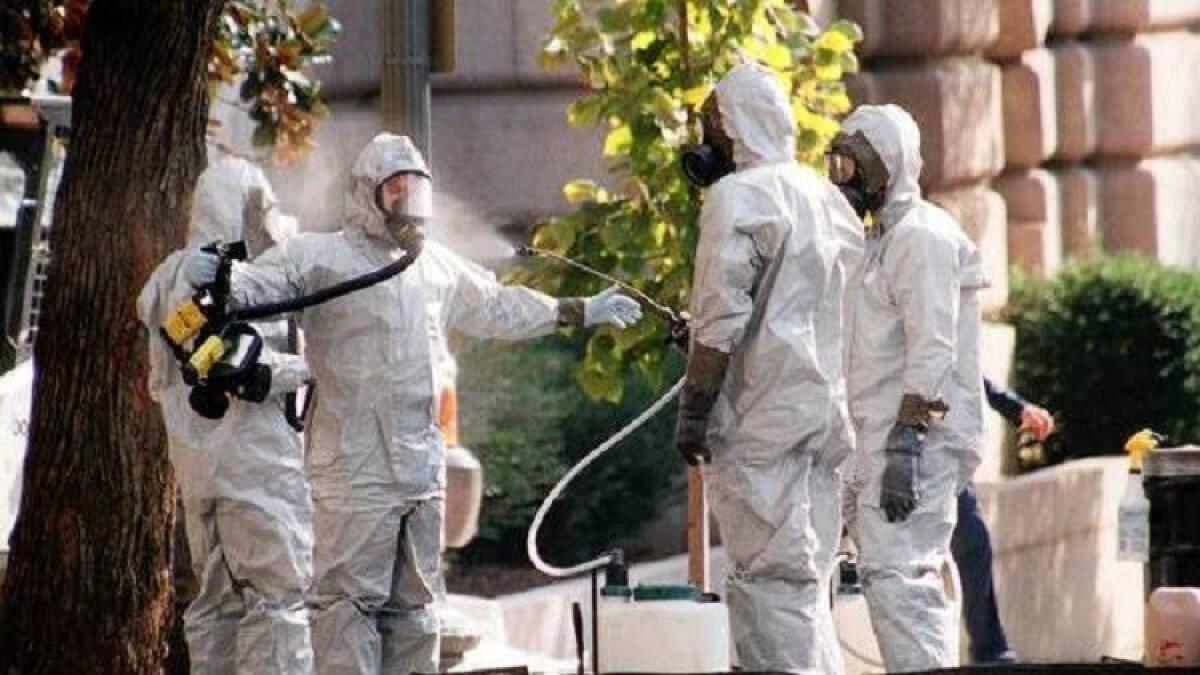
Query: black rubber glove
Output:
[[880, 423, 923, 522], [674, 342, 729, 467], [879, 393, 946, 523], [675, 406, 711, 467]]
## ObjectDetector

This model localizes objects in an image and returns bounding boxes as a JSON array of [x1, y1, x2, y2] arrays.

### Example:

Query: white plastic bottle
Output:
[[1117, 468, 1150, 562], [1118, 429, 1158, 562]]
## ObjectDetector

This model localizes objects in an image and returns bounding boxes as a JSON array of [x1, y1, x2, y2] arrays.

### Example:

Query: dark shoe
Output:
[[974, 650, 1019, 665]]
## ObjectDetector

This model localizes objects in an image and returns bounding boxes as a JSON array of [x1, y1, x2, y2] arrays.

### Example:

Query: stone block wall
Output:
[[990, 0, 1200, 272], [842, 0, 1200, 277], [839, 0, 1011, 314]]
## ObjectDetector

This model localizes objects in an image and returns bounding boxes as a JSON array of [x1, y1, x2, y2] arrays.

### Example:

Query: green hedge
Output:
[[454, 333, 684, 565], [1006, 256, 1200, 467]]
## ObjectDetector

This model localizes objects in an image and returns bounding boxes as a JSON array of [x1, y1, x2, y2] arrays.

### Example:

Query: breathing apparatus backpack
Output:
[[159, 232, 424, 422]]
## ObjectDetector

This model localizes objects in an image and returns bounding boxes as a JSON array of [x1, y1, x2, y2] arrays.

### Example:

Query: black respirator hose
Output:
[[227, 243, 423, 323]]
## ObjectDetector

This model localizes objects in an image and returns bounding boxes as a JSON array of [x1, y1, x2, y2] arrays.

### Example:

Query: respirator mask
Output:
[[681, 142, 735, 188], [828, 131, 889, 219], [376, 171, 433, 250], [681, 95, 735, 188]]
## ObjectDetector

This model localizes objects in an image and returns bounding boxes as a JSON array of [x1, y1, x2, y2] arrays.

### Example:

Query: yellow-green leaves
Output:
[[527, 0, 861, 401], [563, 179, 603, 204], [682, 85, 710, 107], [603, 124, 633, 157], [631, 31, 656, 51]]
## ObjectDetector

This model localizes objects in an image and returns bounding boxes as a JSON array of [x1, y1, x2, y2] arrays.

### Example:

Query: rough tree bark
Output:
[[0, 0, 224, 672]]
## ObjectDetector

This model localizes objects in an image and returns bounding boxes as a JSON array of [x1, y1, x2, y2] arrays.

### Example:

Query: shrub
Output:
[[454, 333, 684, 566], [1006, 256, 1200, 467]]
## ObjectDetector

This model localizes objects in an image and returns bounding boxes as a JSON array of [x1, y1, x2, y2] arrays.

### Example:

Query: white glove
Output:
[[182, 251, 220, 288], [584, 286, 643, 329]]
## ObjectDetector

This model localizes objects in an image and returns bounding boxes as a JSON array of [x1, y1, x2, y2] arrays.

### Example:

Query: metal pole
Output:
[[380, 0, 432, 159], [678, 0, 712, 594]]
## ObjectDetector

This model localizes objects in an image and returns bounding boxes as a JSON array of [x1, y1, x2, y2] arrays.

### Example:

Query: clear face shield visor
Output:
[[378, 171, 433, 221]]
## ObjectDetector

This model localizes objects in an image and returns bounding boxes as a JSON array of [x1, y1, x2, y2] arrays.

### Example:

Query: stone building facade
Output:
[[305, 0, 1200, 288]]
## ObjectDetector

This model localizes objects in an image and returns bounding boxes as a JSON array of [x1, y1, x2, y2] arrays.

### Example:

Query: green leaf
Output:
[[815, 29, 854, 54], [829, 19, 864, 44], [597, 7, 631, 33], [761, 43, 792, 70], [563, 179, 601, 204], [296, 4, 329, 35], [631, 31, 656, 51], [682, 85, 710, 107], [603, 125, 633, 157], [567, 98, 602, 127]]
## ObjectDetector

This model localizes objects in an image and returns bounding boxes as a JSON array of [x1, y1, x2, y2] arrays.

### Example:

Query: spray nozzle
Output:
[[517, 245, 691, 349]]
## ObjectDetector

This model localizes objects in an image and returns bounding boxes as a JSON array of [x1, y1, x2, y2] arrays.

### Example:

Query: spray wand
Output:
[[515, 245, 691, 349]]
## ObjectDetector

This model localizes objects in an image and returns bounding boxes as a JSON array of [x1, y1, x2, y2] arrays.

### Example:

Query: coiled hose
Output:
[[526, 377, 686, 578]]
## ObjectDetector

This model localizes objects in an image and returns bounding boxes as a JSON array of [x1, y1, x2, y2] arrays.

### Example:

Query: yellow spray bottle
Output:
[[1118, 429, 1162, 562]]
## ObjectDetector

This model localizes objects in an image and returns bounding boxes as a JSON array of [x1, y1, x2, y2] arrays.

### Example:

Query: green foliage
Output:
[[513, 0, 860, 401], [0, 0, 339, 163], [1006, 256, 1200, 468], [213, 1, 341, 164], [455, 333, 683, 565]]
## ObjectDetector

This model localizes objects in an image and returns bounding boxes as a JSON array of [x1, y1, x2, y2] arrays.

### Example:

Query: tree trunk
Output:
[[0, 1, 223, 672]]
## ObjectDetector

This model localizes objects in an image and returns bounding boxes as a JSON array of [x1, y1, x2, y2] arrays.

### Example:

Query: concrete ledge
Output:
[[1093, 32, 1200, 159], [976, 457, 1145, 662], [928, 184, 1010, 313], [849, 58, 1005, 190], [1001, 48, 1058, 169], [839, 0, 999, 58], [987, 0, 1054, 61], [1052, 42, 1098, 162], [1097, 154, 1200, 267]]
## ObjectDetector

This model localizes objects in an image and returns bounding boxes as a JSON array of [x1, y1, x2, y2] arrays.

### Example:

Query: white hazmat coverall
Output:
[[138, 150, 313, 674], [204, 133, 640, 675], [686, 63, 863, 674], [842, 104, 987, 673]]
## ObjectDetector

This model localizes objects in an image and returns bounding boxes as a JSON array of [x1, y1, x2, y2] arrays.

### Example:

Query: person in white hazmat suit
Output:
[[138, 149, 314, 674], [674, 63, 864, 674], [831, 104, 986, 672], [181, 133, 643, 675]]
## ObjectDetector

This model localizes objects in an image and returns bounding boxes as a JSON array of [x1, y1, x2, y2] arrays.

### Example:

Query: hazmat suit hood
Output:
[[842, 104, 923, 227], [188, 148, 297, 254], [714, 62, 795, 170], [345, 133, 432, 246]]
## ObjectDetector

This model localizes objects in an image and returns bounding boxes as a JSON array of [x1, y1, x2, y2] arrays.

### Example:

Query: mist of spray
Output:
[[267, 105, 517, 264]]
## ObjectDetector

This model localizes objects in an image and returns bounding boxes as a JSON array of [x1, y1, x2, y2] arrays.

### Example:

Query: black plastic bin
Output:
[[1143, 447, 1200, 591]]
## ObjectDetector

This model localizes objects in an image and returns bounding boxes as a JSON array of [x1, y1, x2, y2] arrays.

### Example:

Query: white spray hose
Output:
[[527, 376, 687, 578]]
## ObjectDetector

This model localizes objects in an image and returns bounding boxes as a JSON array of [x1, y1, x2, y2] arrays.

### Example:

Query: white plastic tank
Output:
[[1145, 587, 1200, 666], [597, 585, 730, 673]]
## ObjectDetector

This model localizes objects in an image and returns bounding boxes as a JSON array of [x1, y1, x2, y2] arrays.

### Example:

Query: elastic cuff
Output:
[[557, 298, 585, 327]]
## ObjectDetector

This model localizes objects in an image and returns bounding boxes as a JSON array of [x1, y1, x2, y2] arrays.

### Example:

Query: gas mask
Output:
[[681, 95, 736, 188], [828, 131, 889, 219], [375, 171, 433, 250]]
